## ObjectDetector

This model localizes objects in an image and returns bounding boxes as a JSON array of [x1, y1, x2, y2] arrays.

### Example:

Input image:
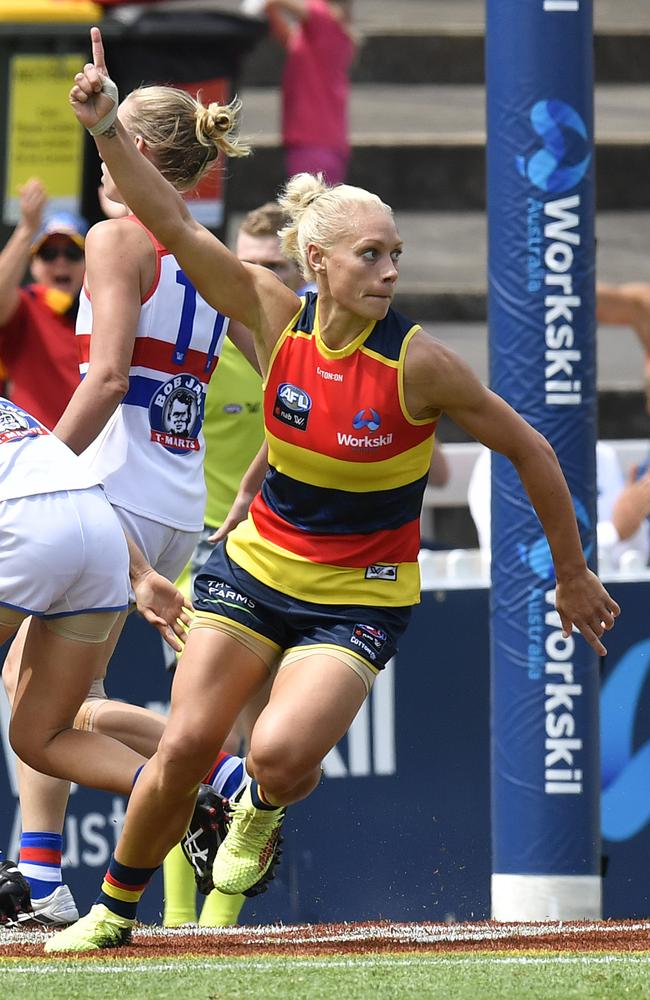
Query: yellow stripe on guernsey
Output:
[[266, 428, 434, 492], [226, 513, 422, 607]]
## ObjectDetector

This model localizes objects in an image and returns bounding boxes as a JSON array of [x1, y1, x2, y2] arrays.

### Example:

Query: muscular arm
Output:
[[405, 332, 620, 652], [53, 220, 147, 453]]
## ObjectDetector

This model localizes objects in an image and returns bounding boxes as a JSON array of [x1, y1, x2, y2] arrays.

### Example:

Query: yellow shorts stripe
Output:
[[189, 611, 280, 668], [280, 643, 379, 694]]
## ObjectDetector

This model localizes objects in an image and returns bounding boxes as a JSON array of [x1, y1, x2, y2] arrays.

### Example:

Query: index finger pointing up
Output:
[[90, 26, 107, 74]]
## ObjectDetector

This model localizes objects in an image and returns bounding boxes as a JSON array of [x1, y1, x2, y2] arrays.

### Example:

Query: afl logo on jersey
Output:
[[273, 382, 312, 431], [149, 374, 204, 455], [0, 402, 46, 445]]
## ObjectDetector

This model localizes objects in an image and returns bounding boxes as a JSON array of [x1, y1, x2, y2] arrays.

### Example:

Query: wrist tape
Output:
[[88, 77, 119, 136]]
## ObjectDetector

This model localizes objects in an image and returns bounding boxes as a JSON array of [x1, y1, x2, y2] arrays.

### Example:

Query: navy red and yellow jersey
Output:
[[226, 292, 438, 606]]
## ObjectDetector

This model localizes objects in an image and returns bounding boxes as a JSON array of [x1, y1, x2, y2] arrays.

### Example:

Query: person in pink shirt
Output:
[[265, 0, 356, 184]]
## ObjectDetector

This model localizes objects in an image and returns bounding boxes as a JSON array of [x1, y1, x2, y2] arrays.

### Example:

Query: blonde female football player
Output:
[[2, 68, 255, 928], [47, 30, 620, 951]]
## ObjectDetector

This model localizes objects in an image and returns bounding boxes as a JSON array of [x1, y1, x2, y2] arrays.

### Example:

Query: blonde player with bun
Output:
[[48, 28, 620, 951], [5, 59, 255, 931]]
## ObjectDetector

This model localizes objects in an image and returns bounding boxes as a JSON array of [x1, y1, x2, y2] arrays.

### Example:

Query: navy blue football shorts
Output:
[[192, 541, 412, 684]]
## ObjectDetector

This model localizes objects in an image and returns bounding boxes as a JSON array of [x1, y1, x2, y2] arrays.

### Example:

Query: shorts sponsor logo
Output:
[[365, 564, 398, 581], [353, 623, 387, 652], [149, 373, 204, 455], [223, 403, 243, 414], [206, 579, 256, 611], [273, 382, 312, 431]]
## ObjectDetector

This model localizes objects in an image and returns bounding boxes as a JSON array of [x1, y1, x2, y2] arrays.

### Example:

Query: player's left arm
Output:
[[53, 219, 145, 453], [404, 332, 620, 654]]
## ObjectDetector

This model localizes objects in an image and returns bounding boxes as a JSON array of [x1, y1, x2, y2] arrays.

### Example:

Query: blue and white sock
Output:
[[204, 752, 249, 802], [18, 832, 63, 900]]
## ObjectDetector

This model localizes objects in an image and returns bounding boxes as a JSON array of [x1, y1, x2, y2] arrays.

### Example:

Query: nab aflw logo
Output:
[[323, 658, 396, 777]]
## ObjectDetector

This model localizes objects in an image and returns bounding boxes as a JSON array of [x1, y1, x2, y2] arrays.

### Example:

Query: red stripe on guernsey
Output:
[[266, 336, 433, 463], [19, 847, 60, 864], [250, 494, 420, 567], [77, 335, 217, 381], [104, 871, 149, 892]]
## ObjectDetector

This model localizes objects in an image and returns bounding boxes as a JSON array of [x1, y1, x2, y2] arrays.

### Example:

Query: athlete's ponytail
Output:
[[277, 172, 392, 280], [121, 87, 250, 193]]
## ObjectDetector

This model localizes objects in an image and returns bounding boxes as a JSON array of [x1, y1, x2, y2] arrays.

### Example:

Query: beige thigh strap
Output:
[[189, 611, 280, 670], [44, 610, 121, 644], [73, 679, 108, 733], [279, 645, 377, 696], [0, 606, 27, 631]]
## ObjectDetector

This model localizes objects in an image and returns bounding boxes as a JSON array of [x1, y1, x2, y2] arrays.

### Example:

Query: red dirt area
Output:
[[2, 920, 650, 959]]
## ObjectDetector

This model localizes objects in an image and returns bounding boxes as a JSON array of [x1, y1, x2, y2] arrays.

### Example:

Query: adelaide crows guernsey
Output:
[[0, 397, 100, 502], [226, 293, 437, 606], [76, 219, 228, 532]]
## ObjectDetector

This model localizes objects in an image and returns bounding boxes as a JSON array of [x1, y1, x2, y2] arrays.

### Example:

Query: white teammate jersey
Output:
[[76, 219, 229, 531], [0, 397, 100, 502]]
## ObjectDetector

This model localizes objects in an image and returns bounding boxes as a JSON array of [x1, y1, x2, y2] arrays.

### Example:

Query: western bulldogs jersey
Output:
[[226, 292, 438, 606], [76, 219, 228, 531], [0, 397, 100, 502]]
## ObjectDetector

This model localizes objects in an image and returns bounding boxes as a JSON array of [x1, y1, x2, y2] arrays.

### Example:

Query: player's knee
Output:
[[8, 719, 44, 770], [156, 727, 215, 784], [250, 739, 309, 799]]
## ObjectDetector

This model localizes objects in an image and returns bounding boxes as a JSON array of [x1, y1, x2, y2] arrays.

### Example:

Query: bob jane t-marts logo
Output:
[[149, 374, 203, 454], [273, 382, 312, 431], [0, 402, 47, 445]]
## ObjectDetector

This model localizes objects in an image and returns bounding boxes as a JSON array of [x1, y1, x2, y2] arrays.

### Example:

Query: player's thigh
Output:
[[162, 626, 271, 756], [251, 653, 367, 771], [1, 616, 31, 702], [12, 616, 119, 738]]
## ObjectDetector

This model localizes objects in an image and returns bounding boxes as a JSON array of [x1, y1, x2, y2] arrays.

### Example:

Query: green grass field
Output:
[[3, 953, 650, 1000]]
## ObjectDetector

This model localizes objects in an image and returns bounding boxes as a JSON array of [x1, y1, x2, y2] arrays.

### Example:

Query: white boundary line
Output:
[[4, 955, 650, 975]]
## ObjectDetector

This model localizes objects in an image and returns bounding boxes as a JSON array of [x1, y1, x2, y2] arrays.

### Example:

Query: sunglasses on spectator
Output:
[[36, 244, 84, 263]]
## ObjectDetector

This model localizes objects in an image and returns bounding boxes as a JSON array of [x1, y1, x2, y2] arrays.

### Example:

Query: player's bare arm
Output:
[[404, 331, 620, 655]]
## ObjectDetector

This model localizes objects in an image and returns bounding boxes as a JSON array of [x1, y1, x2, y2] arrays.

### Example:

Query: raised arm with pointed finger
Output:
[[70, 28, 299, 373]]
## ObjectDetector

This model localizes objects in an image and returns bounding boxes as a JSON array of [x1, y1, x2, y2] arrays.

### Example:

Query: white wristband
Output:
[[87, 77, 119, 136]]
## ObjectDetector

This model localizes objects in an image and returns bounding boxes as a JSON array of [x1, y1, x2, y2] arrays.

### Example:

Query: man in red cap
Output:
[[0, 178, 88, 429]]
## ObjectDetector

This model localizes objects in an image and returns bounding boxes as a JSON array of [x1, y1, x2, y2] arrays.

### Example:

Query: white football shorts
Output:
[[0, 486, 129, 618]]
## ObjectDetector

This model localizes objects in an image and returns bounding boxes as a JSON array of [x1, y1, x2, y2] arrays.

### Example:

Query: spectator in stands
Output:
[[597, 282, 650, 415], [263, 0, 356, 184], [0, 179, 87, 429], [468, 443, 650, 570]]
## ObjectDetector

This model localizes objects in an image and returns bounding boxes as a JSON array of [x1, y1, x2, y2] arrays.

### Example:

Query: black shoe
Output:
[[181, 785, 229, 895], [0, 860, 32, 926]]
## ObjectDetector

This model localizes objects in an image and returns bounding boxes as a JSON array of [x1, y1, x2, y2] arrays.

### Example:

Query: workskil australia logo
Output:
[[519, 99, 592, 406], [601, 639, 650, 841]]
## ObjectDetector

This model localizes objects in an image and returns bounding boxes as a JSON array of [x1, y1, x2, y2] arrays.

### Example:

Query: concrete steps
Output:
[[241, 0, 650, 86], [230, 83, 650, 213]]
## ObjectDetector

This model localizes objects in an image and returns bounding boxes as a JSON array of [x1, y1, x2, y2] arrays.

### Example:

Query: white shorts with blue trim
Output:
[[0, 486, 129, 618]]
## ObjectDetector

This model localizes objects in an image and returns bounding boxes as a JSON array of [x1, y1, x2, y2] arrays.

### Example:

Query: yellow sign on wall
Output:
[[4, 54, 84, 224]]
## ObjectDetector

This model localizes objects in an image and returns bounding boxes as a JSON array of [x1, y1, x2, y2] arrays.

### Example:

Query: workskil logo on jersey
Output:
[[149, 374, 204, 455], [273, 382, 312, 431], [0, 401, 47, 446]]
